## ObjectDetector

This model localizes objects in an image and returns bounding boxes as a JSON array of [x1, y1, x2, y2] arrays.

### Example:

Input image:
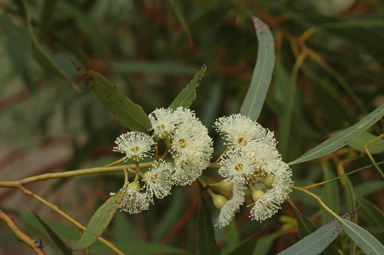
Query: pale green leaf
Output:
[[75, 192, 124, 249], [278, 219, 341, 255], [78, 68, 152, 133], [169, 65, 207, 109], [197, 197, 219, 255], [240, 17, 275, 121], [290, 103, 384, 165], [340, 219, 384, 255]]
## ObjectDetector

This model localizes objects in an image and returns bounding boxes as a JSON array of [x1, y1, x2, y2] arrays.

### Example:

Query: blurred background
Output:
[[1, 0, 384, 254]]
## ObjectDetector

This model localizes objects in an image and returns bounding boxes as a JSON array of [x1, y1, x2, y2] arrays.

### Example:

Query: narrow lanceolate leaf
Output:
[[227, 235, 258, 255], [290, 201, 339, 255], [356, 196, 384, 228], [78, 68, 152, 133], [74, 191, 124, 250], [278, 219, 342, 255], [33, 212, 74, 255], [322, 163, 340, 224], [344, 131, 384, 154], [339, 218, 384, 255], [197, 197, 219, 255], [240, 17, 275, 121], [17, 0, 77, 90], [169, 65, 207, 110], [289, 103, 384, 165]]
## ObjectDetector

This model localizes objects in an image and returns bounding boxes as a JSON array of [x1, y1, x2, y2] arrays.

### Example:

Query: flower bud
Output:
[[217, 179, 233, 192], [261, 175, 274, 187], [212, 194, 228, 210], [128, 182, 141, 192], [252, 190, 265, 202]]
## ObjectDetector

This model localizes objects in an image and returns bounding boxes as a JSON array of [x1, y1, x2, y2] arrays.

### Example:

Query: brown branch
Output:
[[14, 185, 125, 255], [0, 208, 46, 255]]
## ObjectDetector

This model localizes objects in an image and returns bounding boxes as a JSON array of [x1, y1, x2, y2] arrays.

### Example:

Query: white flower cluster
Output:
[[110, 109, 292, 224], [111, 107, 213, 214], [149, 107, 213, 186], [213, 114, 293, 227]]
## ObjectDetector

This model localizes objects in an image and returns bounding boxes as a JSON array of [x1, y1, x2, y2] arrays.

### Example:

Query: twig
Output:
[[0, 162, 153, 188], [0, 208, 46, 255], [15, 185, 125, 255]]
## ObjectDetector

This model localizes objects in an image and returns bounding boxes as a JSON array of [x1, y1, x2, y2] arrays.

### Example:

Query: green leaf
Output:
[[356, 196, 384, 229], [227, 235, 258, 255], [169, 65, 207, 109], [16, 0, 77, 89], [253, 233, 278, 255], [339, 218, 384, 255], [78, 68, 152, 133], [276, 62, 299, 160], [354, 181, 384, 196], [222, 222, 241, 253], [345, 131, 384, 154], [290, 202, 317, 237], [291, 201, 339, 255], [240, 17, 275, 121], [344, 177, 356, 220], [278, 219, 342, 255], [197, 196, 219, 255], [33, 212, 74, 255], [322, 163, 340, 224], [289, 103, 384, 165], [343, 177, 357, 254], [74, 191, 124, 250]]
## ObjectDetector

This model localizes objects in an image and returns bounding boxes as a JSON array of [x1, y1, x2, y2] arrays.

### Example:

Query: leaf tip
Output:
[[252, 16, 270, 34]]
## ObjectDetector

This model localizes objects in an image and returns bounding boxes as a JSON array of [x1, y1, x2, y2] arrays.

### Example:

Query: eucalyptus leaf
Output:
[[291, 201, 339, 255], [78, 68, 152, 133], [240, 17, 275, 121], [354, 181, 384, 196], [322, 164, 340, 224], [290, 103, 384, 165], [253, 233, 279, 255], [197, 196, 219, 255], [227, 235, 258, 255], [356, 196, 384, 229], [339, 219, 384, 255], [74, 191, 124, 250], [169, 65, 207, 109], [347, 131, 384, 154], [278, 219, 342, 255]]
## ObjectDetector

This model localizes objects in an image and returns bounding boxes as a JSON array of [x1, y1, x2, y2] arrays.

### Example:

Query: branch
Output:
[[15, 185, 126, 255], [0, 209, 46, 255], [0, 162, 153, 188]]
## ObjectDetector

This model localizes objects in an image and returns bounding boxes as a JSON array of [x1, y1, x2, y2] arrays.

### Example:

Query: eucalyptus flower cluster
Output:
[[212, 114, 293, 227], [111, 107, 213, 214], [110, 108, 292, 226]]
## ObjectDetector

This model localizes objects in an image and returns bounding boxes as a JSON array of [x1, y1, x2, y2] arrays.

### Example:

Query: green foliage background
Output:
[[1, 0, 384, 254]]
